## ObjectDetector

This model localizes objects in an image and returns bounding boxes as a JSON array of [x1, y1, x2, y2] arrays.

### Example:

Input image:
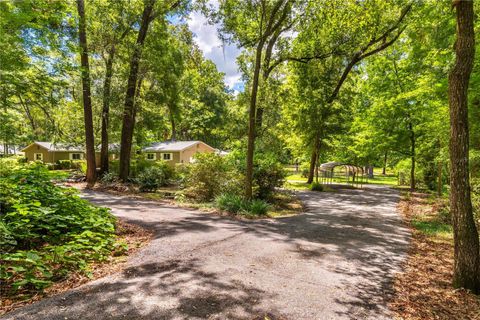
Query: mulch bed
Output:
[[0, 220, 152, 315], [390, 193, 480, 320]]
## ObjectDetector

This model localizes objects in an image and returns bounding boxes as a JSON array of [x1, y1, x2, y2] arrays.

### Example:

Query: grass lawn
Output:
[[284, 167, 399, 190]]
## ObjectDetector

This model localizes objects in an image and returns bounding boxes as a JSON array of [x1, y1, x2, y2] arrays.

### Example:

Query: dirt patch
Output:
[[390, 192, 480, 320], [0, 220, 152, 315]]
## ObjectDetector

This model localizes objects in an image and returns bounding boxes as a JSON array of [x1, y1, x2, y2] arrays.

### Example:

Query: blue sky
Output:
[[186, 6, 243, 92]]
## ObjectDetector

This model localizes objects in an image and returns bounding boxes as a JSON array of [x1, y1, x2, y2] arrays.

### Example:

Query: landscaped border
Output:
[[0, 220, 152, 315]]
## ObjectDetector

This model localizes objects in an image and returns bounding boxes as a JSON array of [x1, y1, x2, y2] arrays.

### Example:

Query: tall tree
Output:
[[93, 1, 136, 175], [118, 0, 157, 181], [76, 0, 96, 186], [448, 0, 480, 293], [214, 0, 296, 198]]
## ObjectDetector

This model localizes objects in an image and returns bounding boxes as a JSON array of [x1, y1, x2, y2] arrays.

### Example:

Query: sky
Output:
[[186, 8, 244, 93]]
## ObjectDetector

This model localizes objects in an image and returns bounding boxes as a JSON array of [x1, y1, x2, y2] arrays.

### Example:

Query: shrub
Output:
[[0, 157, 21, 176], [56, 160, 73, 170], [183, 153, 231, 201], [136, 162, 174, 192], [72, 160, 87, 174], [300, 162, 310, 178], [311, 182, 324, 191], [0, 164, 117, 292], [215, 193, 270, 217], [253, 156, 286, 199], [100, 172, 119, 184], [216, 193, 244, 213], [247, 199, 270, 216]]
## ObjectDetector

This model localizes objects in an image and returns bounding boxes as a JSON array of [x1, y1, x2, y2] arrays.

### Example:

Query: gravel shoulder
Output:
[[1, 186, 410, 320]]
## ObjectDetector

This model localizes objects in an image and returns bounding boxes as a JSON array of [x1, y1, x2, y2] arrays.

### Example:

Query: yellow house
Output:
[[22, 142, 86, 163], [22, 140, 215, 166], [142, 140, 215, 164]]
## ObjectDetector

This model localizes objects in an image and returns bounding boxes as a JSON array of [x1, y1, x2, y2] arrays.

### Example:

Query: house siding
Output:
[[23, 144, 52, 162], [180, 142, 214, 163], [23, 144, 86, 163], [148, 151, 180, 165]]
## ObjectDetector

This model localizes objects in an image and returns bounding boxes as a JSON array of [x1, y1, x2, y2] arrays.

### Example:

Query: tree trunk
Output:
[[409, 121, 416, 191], [437, 160, 443, 197], [245, 38, 265, 199], [307, 136, 320, 184], [382, 151, 388, 175], [119, 0, 156, 181], [76, 0, 96, 186], [18, 94, 37, 134], [448, 0, 480, 293], [100, 46, 115, 175], [169, 108, 176, 141]]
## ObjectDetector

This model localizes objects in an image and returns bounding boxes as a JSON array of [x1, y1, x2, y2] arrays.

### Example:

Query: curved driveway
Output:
[[2, 186, 410, 320]]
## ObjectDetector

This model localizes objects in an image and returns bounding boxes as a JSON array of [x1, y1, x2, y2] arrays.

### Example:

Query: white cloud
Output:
[[187, 9, 243, 92]]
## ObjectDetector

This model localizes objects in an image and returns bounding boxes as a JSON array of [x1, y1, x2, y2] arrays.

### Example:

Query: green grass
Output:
[[285, 173, 306, 181], [284, 171, 398, 188], [412, 219, 453, 239]]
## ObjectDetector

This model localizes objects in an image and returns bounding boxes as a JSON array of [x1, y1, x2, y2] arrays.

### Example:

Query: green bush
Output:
[[216, 193, 244, 213], [56, 160, 73, 170], [300, 162, 310, 178], [0, 164, 117, 292], [183, 153, 236, 201], [215, 193, 270, 216], [100, 172, 119, 184], [253, 155, 286, 199], [0, 157, 21, 176], [136, 161, 174, 192], [247, 199, 271, 216], [311, 182, 324, 191]]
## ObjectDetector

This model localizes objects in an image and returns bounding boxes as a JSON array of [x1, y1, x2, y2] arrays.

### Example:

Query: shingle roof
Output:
[[31, 142, 84, 152], [143, 141, 201, 152]]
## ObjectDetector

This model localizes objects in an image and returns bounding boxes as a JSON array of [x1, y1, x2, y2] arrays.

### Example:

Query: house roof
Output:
[[23, 142, 84, 152], [143, 141, 208, 152]]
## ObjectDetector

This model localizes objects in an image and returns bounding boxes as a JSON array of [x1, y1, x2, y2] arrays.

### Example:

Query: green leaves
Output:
[[0, 162, 117, 293]]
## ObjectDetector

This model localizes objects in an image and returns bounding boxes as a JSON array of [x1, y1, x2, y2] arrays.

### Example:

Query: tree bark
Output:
[[382, 151, 388, 175], [448, 0, 480, 293], [409, 123, 416, 191], [76, 0, 96, 186], [18, 94, 37, 134], [245, 38, 265, 198], [100, 46, 115, 175], [119, 0, 156, 181], [307, 135, 320, 184]]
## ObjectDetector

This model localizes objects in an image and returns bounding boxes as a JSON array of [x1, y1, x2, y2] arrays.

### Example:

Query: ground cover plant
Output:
[[0, 162, 120, 295]]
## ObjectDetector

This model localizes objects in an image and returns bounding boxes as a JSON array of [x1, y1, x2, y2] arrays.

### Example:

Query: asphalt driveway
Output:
[[1, 186, 410, 320]]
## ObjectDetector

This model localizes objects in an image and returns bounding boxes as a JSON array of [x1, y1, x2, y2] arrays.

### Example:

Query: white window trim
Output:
[[34, 153, 43, 161], [69, 153, 83, 160], [146, 153, 157, 161], [161, 153, 173, 161]]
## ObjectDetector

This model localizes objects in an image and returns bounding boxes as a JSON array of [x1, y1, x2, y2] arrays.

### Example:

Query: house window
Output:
[[34, 153, 43, 161], [146, 153, 156, 161], [70, 153, 82, 160], [162, 153, 172, 161]]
